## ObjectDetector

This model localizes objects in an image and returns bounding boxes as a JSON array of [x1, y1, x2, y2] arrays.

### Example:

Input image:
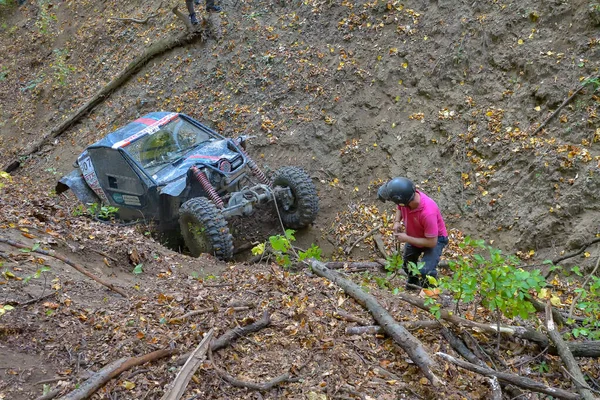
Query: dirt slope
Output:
[[1, 0, 600, 398]]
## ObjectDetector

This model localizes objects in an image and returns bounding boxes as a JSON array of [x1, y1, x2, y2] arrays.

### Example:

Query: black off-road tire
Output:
[[272, 166, 319, 229], [179, 197, 233, 260]]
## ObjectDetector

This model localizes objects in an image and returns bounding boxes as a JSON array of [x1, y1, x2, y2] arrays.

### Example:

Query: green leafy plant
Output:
[[269, 229, 295, 267], [52, 48, 75, 86], [535, 360, 550, 373], [0, 171, 12, 189], [298, 244, 322, 262], [583, 76, 600, 92], [23, 265, 51, 284], [251, 229, 322, 268], [0, 304, 15, 317], [440, 237, 546, 320], [36, 0, 57, 34], [20, 74, 45, 93], [72, 203, 119, 220], [19, 243, 41, 253], [570, 274, 600, 340], [132, 264, 144, 275]]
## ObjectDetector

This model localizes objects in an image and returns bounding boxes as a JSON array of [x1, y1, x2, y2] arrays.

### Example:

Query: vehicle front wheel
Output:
[[179, 197, 233, 260], [272, 166, 319, 229]]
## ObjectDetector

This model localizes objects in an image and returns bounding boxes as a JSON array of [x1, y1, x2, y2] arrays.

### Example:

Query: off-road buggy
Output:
[[56, 112, 319, 260]]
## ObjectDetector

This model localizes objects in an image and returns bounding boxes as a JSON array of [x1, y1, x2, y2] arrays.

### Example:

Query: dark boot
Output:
[[205, 0, 222, 12], [189, 12, 199, 25], [405, 275, 421, 291]]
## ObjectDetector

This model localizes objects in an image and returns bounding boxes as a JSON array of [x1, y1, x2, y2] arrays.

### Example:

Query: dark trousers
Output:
[[403, 236, 448, 284], [186, 0, 215, 14]]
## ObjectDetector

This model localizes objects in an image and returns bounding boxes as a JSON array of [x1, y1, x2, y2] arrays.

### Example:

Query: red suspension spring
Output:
[[191, 166, 224, 208], [237, 146, 271, 187]]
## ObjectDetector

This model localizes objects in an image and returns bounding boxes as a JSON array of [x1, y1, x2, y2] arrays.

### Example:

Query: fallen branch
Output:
[[545, 301, 595, 400], [309, 259, 443, 386], [175, 311, 271, 365], [34, 386, 62, 400], [344, 225, 381, 255], [531, 75, 599, 136], [3, 8, 208, 174], [209, 347, 295, 391], [334, 309, 372, 325], [0, 237, 127, 298], [325, 261, 383, 271], [436, 352, 580, 400], [396, 291, 600, 357], [161, 329, 214, 400], [108, 14, 158, 24], [168, 307, 216, 324], [107, 1, 162, 24], [345, 320, 440, 335], [552, 237, 600, 265], [19, 292, 57, 307], [58, 349, 175, 400], [372, 234, 388, 259], [440, 326, 502, 400]]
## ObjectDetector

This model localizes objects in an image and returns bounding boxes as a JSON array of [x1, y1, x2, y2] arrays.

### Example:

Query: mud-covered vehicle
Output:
[[56, 112, 319, 260]]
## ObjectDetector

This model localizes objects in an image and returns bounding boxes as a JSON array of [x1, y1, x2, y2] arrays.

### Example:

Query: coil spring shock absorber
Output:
[[191, 166, 224, 208], [237, 146, 271, 187]]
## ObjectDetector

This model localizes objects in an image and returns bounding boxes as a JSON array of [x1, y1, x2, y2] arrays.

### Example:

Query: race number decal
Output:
[[78, 152, 110, 204]]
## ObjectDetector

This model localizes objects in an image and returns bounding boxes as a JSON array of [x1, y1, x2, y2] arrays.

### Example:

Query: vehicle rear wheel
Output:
[[272, 166, 319, 229], [179, 197, 233, 260]]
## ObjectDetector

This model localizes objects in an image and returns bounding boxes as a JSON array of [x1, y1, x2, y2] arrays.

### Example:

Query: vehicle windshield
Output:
[[127, 116, 212, 173]]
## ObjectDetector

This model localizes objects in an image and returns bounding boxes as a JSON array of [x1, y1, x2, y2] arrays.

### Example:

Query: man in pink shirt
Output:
[[378, 177, 448, 290]]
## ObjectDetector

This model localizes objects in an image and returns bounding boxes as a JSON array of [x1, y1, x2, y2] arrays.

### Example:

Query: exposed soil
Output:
[[1, 0, 599, 398]]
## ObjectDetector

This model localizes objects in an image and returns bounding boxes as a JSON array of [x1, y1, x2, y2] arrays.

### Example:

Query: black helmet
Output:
[[377, 177, 416, 206]]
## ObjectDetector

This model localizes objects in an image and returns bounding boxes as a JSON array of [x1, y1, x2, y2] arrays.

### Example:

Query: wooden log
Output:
[[161, 329, 214, 400], [58, 349, 174, 400], [436, 352, 580, 400], [310, 259, 443, 386], [545, 301, 595, 400]]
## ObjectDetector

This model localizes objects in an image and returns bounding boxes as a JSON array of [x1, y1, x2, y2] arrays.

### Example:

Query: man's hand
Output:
[[394, 232, 410, 243], [393, 221, 402, 233]]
